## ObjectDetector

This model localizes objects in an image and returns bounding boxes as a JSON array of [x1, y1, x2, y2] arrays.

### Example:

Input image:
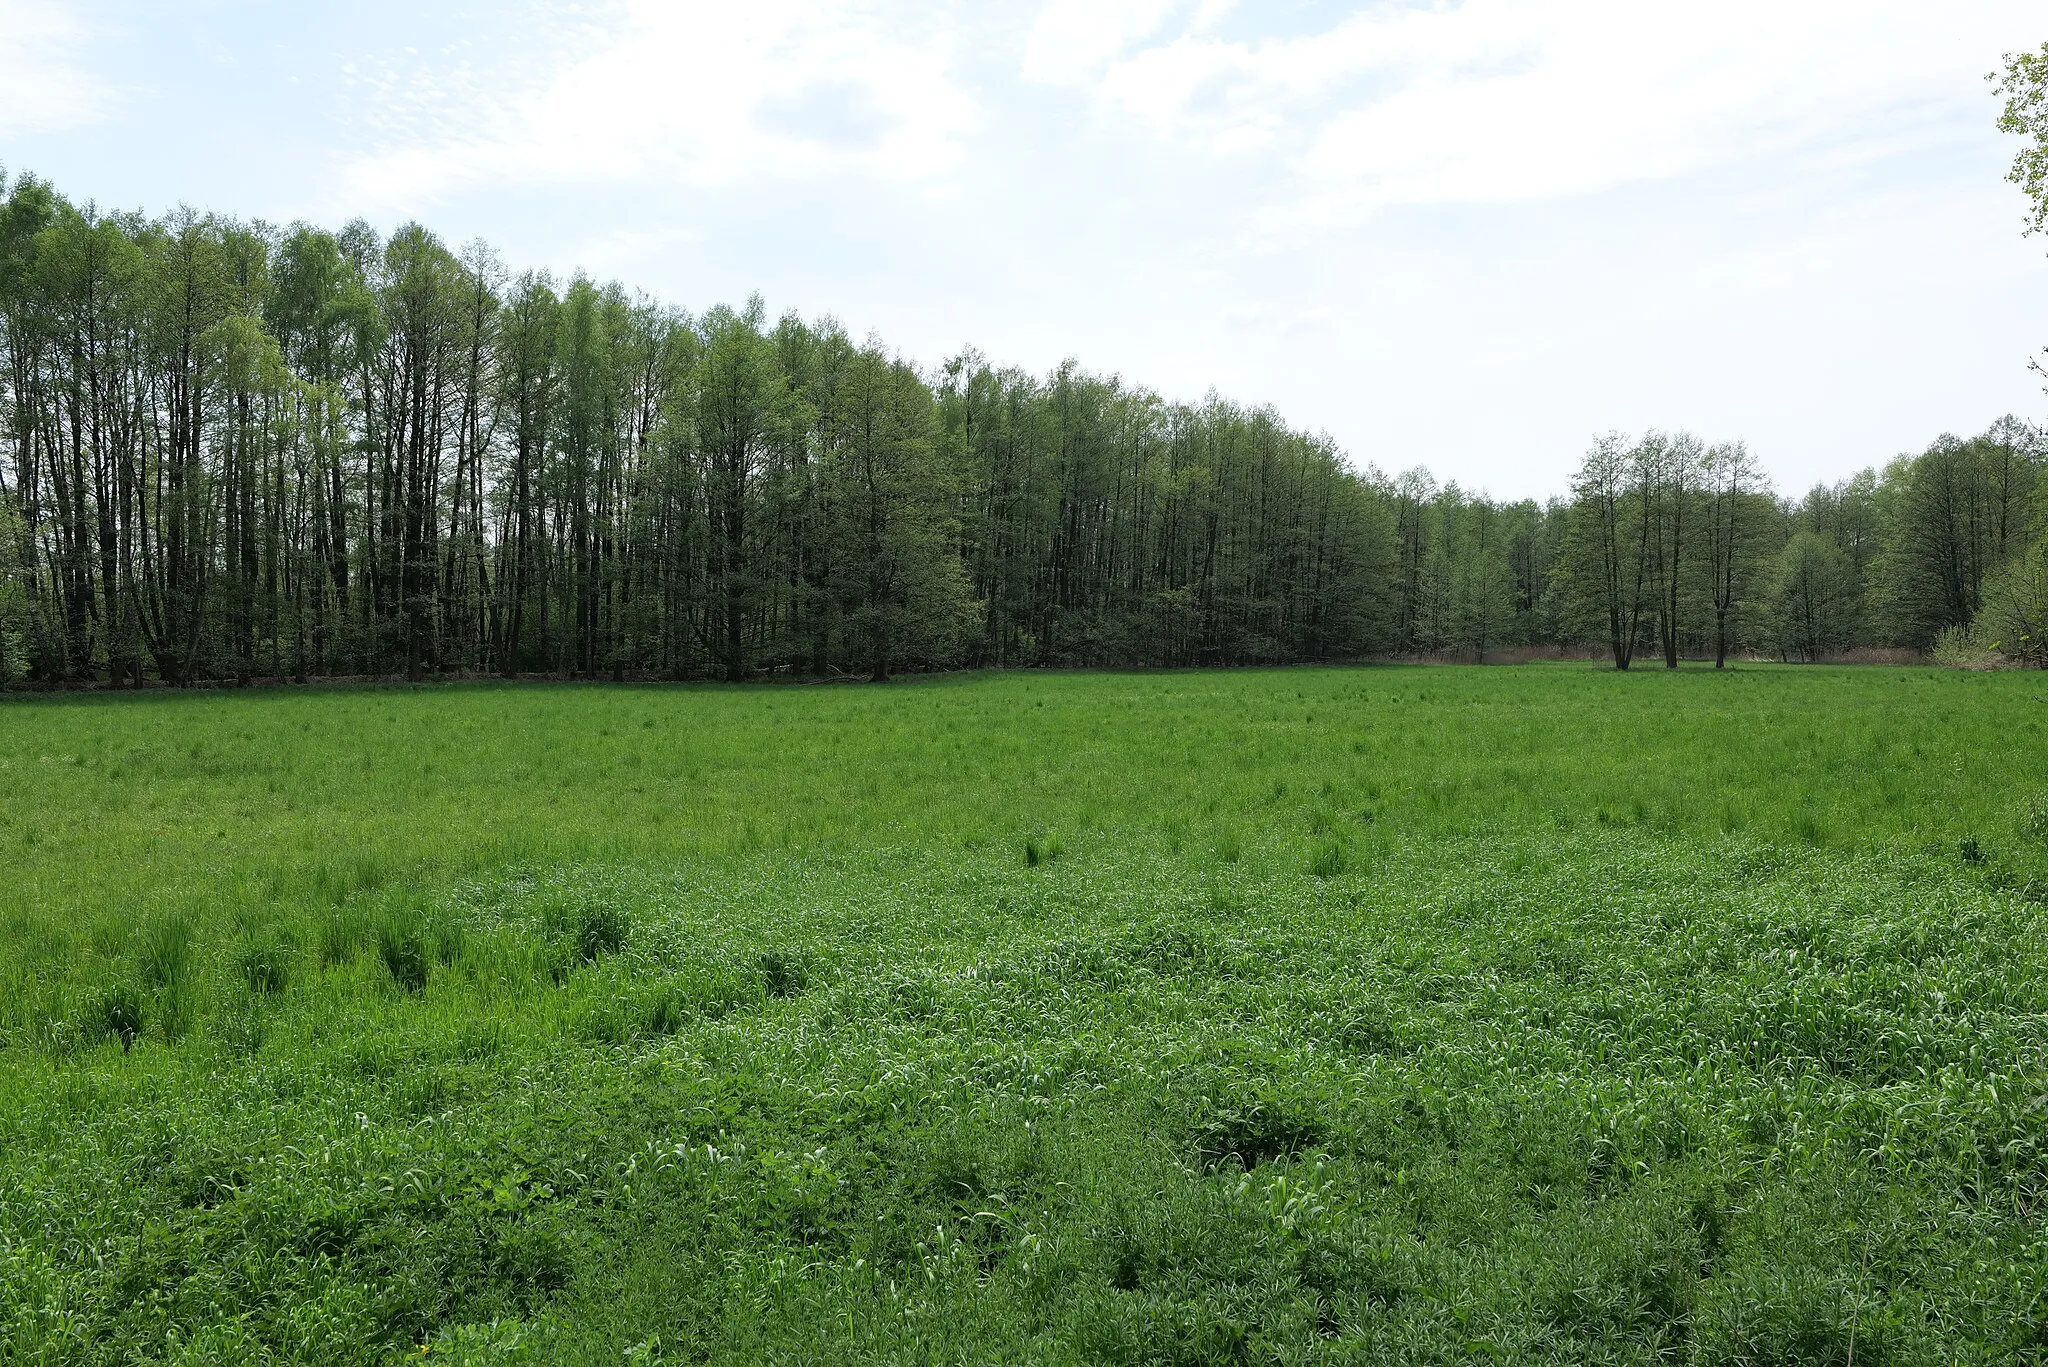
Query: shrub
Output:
[[1930, 623, 2004, 670], [1975, 538, 2048, 669]]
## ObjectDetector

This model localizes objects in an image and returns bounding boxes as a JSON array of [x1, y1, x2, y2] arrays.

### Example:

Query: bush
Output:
[[1930, 624, 2004, 670], [1976, 538, 2048, 668]]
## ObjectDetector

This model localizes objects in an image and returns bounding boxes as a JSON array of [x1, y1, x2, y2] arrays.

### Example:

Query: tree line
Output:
[[0, 169, 2043, 685]]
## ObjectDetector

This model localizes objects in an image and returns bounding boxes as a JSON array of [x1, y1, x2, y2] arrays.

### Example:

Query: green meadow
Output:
[[1, 665, 2045, 1364]]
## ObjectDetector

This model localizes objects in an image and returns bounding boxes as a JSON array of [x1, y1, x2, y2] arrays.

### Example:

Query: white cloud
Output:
[[1049, 0, 2040, 217], [331, 0, 2037, 225], [1297, 2, 2015, 207], [569, 225, 702, 280], [336, 0, 982, 211], [0, 0, 107, 137], [1023, 0, 1180, 85]]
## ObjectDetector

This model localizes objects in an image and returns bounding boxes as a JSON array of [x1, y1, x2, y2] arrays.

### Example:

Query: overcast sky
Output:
[[2, 0, 2043, 498]]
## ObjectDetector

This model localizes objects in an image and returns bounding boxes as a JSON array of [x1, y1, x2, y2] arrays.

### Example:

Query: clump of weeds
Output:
[[1024, 834, 1064, 868]]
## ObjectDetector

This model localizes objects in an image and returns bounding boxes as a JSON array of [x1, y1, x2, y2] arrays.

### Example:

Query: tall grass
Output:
[[0, 665, 2043, 1361], [0, 666, 2036, 953]]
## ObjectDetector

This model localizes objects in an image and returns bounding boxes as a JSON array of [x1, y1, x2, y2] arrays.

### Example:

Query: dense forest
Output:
[[0, 169, 2043, 685]]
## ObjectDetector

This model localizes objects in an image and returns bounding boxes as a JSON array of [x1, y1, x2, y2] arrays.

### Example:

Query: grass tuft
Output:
[[1190, 1095, 1327, 1171], [138, 914, 194, 994], [576, 904, 629, 962], [2025, 792, 2048, 843], [645, 991, 685, 1038], [92, 981, 145, 1052], [1024, 834, 1067, 867], [758, 950, 809, 998], [376, 911, 432, 993], [237, 933, 295, 997]]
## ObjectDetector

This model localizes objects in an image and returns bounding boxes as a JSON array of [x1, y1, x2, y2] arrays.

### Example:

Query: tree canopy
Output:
[[0, 170, 2042, 684]]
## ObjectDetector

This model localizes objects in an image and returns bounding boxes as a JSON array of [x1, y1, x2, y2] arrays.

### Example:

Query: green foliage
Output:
[[138, 914, 195, 994], [1767, 531, 1859, 661], [9, 170, 2035, 688], [1929, 623, 2003, 670], [2025, 791, 2048, 843], [1975, 534, 2048, 667], [1995, 41, 2048, 237], [757, 949, 809, 999], [1870, 426, 2040, 648]]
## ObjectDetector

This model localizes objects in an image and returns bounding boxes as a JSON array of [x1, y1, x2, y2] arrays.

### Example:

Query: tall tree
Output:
[[1558, 433, 1654, 670], [1876, 428, 2039, 647], [694, 300, 783, 681], [1650, 432, 1701, 669], [1700, 441, 1768, 668], [1768, 531, 1857, 662], [823, 344, 971, 680]]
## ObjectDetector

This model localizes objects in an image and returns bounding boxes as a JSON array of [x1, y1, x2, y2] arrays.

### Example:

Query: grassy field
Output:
[[0, 664, 2044, 1364]]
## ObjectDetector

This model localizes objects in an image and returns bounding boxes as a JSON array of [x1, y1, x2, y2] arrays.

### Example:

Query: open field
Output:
[[1, 665, 2046, 1363]]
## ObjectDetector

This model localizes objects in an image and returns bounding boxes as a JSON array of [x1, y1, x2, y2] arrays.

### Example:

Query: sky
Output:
[[1, 0, 2043, 499]]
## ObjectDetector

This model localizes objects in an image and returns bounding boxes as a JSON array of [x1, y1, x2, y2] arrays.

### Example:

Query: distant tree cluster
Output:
[[1551, 423, 2043, 668], [0, 169, 2043, 684]]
